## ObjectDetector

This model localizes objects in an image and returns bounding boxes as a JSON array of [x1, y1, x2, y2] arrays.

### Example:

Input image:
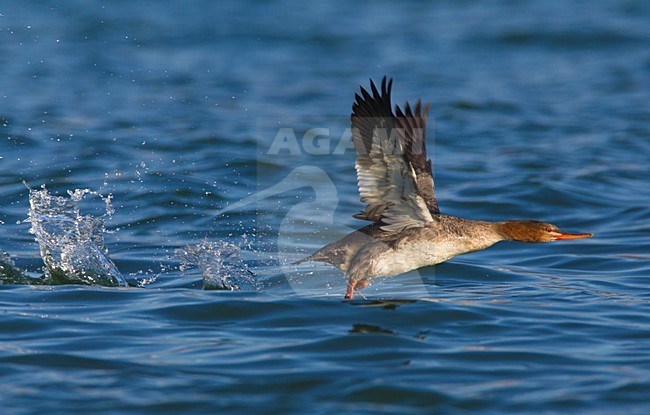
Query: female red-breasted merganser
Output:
[[295, 77, 592, 299]]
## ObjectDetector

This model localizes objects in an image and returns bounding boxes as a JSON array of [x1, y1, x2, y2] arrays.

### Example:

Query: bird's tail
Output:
[[291, 255, 315, 266], [292, 251, 329, 266]]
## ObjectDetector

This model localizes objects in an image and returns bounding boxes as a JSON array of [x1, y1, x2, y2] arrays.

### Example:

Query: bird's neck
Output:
[[496, 220, 537, 242], [438, 217, 506, 249]]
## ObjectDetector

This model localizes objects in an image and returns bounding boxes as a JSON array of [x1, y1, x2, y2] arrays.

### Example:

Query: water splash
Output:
[[0, 249, 32, 284], [26, 185, 127, 287], [176, 240, 258, 291]]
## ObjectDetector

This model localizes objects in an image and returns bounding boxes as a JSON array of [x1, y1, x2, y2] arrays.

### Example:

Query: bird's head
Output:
[[499, 220, 593, 243]]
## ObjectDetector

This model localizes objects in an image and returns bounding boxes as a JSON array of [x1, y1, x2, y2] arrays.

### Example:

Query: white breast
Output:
[[371, 235, 500, 277], [371, 241, 450, 277]]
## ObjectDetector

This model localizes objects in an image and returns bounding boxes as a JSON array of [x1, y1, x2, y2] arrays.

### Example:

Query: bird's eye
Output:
[[545, 227, 553, 233]]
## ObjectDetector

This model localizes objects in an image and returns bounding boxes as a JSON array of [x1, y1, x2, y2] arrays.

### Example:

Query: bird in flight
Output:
[[295, 77, 592, 299]]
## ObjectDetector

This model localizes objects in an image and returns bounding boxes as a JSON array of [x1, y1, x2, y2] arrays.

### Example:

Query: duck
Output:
[[294, 77, 592, 299]]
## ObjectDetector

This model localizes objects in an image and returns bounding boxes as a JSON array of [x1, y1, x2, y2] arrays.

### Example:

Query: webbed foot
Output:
[[344, 278, 371, 300]]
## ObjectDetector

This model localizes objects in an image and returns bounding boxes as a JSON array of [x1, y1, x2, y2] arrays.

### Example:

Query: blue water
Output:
[[2, 1, 650, 413]]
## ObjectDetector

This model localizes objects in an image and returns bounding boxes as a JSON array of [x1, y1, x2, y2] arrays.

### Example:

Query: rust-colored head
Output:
[[499, 220, 593, 243]]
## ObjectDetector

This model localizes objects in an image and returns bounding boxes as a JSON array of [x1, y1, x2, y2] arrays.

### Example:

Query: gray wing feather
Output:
[[350, 77, 439, 232]]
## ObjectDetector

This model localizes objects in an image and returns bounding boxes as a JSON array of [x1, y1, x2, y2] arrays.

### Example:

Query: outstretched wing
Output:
[[395, 100, 439, 215], [350, 77, 439, 232]]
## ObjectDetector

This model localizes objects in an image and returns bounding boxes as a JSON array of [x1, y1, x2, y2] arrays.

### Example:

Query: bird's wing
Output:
[[351, 77, 439, 232], [394, 100, 439, 215]]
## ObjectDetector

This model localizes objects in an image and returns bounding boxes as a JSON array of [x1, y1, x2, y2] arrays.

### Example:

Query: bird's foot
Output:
[[344, 278, 370, 300], [344, 283, 355, 300]]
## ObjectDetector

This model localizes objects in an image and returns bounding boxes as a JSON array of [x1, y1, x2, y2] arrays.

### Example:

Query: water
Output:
[[1, 1, 650, 413], [25, 185, 127, 287], [176, 240, 258, 291]]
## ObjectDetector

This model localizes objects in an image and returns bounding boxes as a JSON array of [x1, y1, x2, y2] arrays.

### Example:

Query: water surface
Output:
[[1, 1, 650, 414]]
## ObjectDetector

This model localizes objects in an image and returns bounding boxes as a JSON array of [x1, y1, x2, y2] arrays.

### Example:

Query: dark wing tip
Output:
[[385, 77, 393, 95], [422, 102, 432, 120], [370, 79, 380, 98], [394, 97, 433, 172], [351, 76, 395, 118], [365, 76, 393, 101], [350, 77, 396, 155], [394, 97, 439, 214]]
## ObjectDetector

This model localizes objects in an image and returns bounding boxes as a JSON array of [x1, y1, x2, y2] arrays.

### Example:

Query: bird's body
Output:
[[300, 217, 500, 281], [295, 77, 592, 299]]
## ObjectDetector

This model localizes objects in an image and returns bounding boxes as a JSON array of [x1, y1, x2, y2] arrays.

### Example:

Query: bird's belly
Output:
[[372, 241, 461, 277]]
